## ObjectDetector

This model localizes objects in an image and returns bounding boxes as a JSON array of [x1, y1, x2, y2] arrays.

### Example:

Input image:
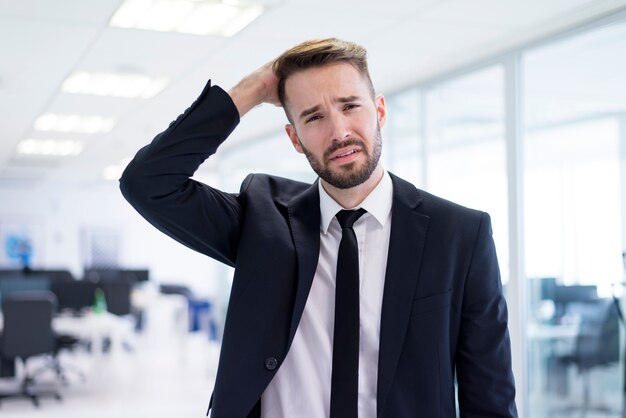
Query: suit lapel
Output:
[[377, 174, 430, 417], [286, 181, 321, 345]]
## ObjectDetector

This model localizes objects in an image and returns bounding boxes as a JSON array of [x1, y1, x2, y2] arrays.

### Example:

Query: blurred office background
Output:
[[1, 0, 626, 416]]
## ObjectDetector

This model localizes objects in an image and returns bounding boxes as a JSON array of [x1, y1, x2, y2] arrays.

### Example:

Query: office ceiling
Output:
[[1, 0, 625, 188]]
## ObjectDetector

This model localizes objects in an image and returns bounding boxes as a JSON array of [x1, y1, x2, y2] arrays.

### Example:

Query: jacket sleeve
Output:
[[119, 80, 244, 267], [456, 213, 518, 417]]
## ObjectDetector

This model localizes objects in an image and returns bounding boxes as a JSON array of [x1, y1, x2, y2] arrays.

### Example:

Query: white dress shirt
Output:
[[261, 171, 393, 418]]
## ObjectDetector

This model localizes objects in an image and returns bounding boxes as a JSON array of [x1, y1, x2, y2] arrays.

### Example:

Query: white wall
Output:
[[0, 180, 226, 298]]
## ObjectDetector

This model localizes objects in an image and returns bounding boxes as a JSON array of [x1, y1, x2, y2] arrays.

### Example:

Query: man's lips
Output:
[[329, 147, 361, 161]]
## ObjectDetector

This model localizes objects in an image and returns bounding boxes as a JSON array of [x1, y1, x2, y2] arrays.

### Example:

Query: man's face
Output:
[[283, 63, 386, 189]]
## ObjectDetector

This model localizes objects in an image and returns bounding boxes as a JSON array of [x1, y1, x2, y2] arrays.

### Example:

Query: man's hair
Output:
[[273, 38, 375, 119]]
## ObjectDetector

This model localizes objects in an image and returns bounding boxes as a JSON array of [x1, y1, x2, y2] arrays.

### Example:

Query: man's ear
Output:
[[375, 94, 387, 128], [285, 124, 304, 153]]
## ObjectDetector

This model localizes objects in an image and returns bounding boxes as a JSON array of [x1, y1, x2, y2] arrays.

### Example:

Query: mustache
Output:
[[323, 138, 365, 160]]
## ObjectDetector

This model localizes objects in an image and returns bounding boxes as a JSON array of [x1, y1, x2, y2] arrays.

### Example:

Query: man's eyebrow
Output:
[[298, 96, 363, 120], [299, 105, 320, 120], [335, 95, 361, 103]]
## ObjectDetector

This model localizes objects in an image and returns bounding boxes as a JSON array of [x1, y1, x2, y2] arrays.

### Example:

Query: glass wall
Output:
[[218, 132, 316, 191], [385, 88, 424, 187], [425, 66, 509, 282], [523, 20, 626, 417]]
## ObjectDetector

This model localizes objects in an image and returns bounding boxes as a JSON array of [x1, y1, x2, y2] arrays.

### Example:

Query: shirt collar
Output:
[[319, 170, 393, 234]]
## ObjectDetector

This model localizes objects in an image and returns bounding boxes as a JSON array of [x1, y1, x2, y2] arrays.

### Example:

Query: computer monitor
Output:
[[83, 269, 123, 283], [538, 277, 557, 301], [101, 281, 132, 316], [0, 276, 50, 305], [552, 284, 598, 319], [0, 269, 24, 279], [123, 269, 149, 283], [51, 281, 97, 312], [27, 269, 74, 283], [553, 285, 598, 304], [83, 268, 149, 283]]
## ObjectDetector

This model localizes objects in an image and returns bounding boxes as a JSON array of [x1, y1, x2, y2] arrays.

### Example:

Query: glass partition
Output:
[[425, 65, 509, 282], [218, 132, 316, 191], [385, 88, 424, 187], [523, 19, 626, 417]]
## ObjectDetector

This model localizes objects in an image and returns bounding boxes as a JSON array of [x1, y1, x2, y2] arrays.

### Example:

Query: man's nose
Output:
[[329, 112, 351, 141]]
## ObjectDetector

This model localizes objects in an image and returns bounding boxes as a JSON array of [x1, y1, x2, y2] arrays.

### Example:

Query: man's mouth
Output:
[[332, 149, 359, 159], [324, 138, 366, 164]]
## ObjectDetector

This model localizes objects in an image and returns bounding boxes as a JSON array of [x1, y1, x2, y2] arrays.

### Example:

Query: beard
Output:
[[299, 125, 382, 189]]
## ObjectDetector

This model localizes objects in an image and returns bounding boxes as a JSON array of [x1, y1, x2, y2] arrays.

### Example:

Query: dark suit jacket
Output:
[[120, 81, 518, 418]]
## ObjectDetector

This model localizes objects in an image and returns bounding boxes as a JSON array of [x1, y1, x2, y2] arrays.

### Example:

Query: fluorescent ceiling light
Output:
[[110, 0, 264, 37], [62, 72, 168, 99], [103, 157, 133, 181], [17, 139, 84, 157], [34, 113, 115, 134]]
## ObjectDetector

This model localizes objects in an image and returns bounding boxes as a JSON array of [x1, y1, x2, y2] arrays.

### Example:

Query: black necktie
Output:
[[330, 208, 366, 418]]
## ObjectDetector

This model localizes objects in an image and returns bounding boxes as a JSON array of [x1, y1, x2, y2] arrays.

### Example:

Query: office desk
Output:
[[0, 311, 134, 360], [1, 311, 135, 379], [527, 322, 579, 340], [527, 322, 580, 399], [54, 311, 134, 356]]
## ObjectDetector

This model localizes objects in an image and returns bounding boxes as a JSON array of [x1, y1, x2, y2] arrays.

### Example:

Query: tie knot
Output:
[[335, 208, 367, 229]]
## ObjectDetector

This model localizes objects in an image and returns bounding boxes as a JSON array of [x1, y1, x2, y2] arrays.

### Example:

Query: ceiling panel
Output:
[[421, 0, 602, 28], [234, 2, 399, 44], [0, 0, 122, 24], [285, 0, 442, 12], [366, 19, 508, 92], [45, 92, 142, 118], [0, 17, 101, 163], [78, 27, 224, 76], [0, 18, 99, 89], [1, 0, 625, 187]]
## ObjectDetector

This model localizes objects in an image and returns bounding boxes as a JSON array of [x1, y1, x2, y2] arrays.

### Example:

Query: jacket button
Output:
[[264, 357, 278, 371]]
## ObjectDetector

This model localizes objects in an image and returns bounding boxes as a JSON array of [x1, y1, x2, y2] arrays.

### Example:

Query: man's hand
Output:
[[228, 61, 280, 117]]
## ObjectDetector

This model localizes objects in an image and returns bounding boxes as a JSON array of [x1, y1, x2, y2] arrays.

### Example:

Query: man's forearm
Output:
[[119, 81, 244, 266], [121, 82, 239, 189], [228, 61, 280, 117]]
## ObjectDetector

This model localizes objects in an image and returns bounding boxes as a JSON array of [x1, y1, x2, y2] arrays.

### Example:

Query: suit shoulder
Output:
[[389, 172, 484, 220], [240, 173, 313, 201], [417, 189, 484, 221], [414, 189, 492, 246]]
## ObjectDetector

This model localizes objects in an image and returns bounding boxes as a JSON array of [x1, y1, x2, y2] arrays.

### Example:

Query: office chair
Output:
[[51, 280, 97, 312], [0, 292, 61, 407], [159, 283, 193, 331], [52, 334, 84, 384], [557, 298, 620, 417], [102, 281, 132, 316], [31, 333, 85, 386], [99, 281, 135, 353], [159, 283, 193, 299]]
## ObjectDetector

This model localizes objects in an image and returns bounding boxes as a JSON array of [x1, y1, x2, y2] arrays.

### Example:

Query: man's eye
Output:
[[344, 104, 360, 111], [306, 115, 322, 123]]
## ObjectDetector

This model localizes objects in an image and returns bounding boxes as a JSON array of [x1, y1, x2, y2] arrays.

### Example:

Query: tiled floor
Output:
[[2, 315, 623, 417], [527, 360, 623, 417], [0, 331, 220, 418]]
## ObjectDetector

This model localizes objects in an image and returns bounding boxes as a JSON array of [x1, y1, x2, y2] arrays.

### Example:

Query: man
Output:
[[120, 38, 517, 418]]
